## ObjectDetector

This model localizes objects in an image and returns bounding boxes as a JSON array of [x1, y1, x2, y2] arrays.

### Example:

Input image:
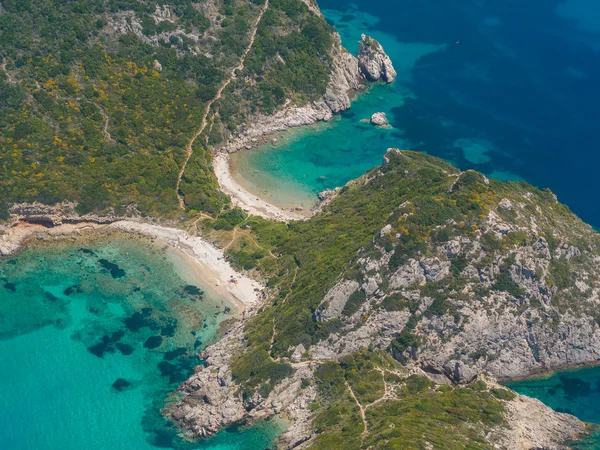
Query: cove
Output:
[[232, 0, 600, 226], [507, 367, 600, 447], [0, 235, 283, 449]]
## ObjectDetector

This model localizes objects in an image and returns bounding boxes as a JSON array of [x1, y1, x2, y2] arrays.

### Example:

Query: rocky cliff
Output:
[[170, 149, 596, 449], [220, 31, 395, 153], [358, 34, 397, 83], [310, 150, 600, 384]]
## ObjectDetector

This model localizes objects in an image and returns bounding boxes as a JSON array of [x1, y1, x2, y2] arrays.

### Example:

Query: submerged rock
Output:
[[98, 259, 126, 279], [124, 307, 154, 332], [63, 285, 83, 296], [358, 34, 397, 83], [44, 291, 58, 302], [116, 343, 134, 356], [182, 285, 204, 300], [112, 378, 131, 392], [143, 335, 163, 349]]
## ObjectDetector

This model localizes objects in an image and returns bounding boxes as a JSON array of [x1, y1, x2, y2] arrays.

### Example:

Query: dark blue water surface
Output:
[[318, 0, 600, 226]]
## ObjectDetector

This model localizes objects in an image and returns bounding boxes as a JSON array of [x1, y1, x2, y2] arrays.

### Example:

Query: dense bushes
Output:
[[310, 350, 505, 449], [0, 0, 333, 218]]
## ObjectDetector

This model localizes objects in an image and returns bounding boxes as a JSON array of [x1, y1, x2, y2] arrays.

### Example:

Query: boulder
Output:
[[370, 112, 389, 126]]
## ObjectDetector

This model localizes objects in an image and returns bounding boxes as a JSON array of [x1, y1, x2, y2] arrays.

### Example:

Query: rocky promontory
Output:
[[171, 149, 596, 448], [358, 34, 397, 83]]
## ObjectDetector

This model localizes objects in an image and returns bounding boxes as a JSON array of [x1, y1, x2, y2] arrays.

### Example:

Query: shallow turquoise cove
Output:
[[0, 236, 283, 449]]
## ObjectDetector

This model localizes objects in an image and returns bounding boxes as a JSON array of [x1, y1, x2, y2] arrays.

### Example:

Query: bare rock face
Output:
[[370, 112, 389, 126], [324, 33, 363, 113], [316, 280, 360, 321], [166, 328, 247, 439], [497, 392, 586, 449], [358, 34, 397, 83], [8, 202, 122, 226]]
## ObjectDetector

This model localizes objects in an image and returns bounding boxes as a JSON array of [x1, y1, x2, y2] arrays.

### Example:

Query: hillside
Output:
[[0, 0, 337, 217], [170, 149, 599, 448]]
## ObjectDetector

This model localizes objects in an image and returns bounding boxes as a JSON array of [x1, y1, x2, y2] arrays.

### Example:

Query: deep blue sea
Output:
[[233, 0, 600, 227]]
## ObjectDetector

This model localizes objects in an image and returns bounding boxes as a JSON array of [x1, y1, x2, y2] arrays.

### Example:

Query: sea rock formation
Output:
[[358, 34, 397, 83], [324, 33, 363, 113], [370, 112, 389, 126], [220, 32, 396, 153]]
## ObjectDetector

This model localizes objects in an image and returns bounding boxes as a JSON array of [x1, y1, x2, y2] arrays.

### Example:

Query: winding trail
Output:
[[345, 380, 369, 439], [176, 0, 270, 209]]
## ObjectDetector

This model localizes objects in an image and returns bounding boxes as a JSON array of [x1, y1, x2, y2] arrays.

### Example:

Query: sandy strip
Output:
[[214, 152, 310, 222], [0, 220, 263, 314], [109, 221, 262, 313]]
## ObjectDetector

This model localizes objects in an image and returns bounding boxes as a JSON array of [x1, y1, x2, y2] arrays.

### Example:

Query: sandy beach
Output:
[[110, 221, 263, 313], [0, 220, 263, 314], [214, 152, 312, 221]]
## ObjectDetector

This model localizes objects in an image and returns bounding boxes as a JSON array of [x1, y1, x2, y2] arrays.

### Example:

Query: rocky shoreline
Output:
[[217, 33, 394, 155], [212, 33, 397, 221], [2, 208, 592, 448]]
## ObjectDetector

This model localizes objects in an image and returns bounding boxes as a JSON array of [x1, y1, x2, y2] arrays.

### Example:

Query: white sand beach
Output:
[[0, 220, 263, 314], [213, 152, 311, 222]]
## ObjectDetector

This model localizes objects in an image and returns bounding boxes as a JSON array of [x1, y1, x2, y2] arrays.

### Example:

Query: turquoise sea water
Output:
[[0, 236, 282, 450], [233, 0, 600, 226], [507, 367, 600, 447]]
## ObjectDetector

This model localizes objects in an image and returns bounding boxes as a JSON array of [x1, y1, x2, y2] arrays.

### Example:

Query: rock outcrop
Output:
[[167, 323, 319, 447], [324, 33, 363, 113], [7, 202, 123, 226], [497, 392, 586, 449], [220, 32, 395, 153], [358, 34, 397, 83], [370, 112, 389, 126]]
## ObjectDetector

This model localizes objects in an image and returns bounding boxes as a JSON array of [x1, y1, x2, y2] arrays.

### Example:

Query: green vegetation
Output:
[[204, 151, 600, 450], [310, 351, 505, 449], [0, 0, 335, 218]]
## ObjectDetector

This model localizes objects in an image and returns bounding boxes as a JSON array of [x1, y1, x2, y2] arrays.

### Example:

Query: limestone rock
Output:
[[358, 34, 397, 83], [324, 33, 363, 113], [316, 280, 360, 321], [8, 202, 122, 226], [370, 112, 389, 126], [497, 392, 587, 449]]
